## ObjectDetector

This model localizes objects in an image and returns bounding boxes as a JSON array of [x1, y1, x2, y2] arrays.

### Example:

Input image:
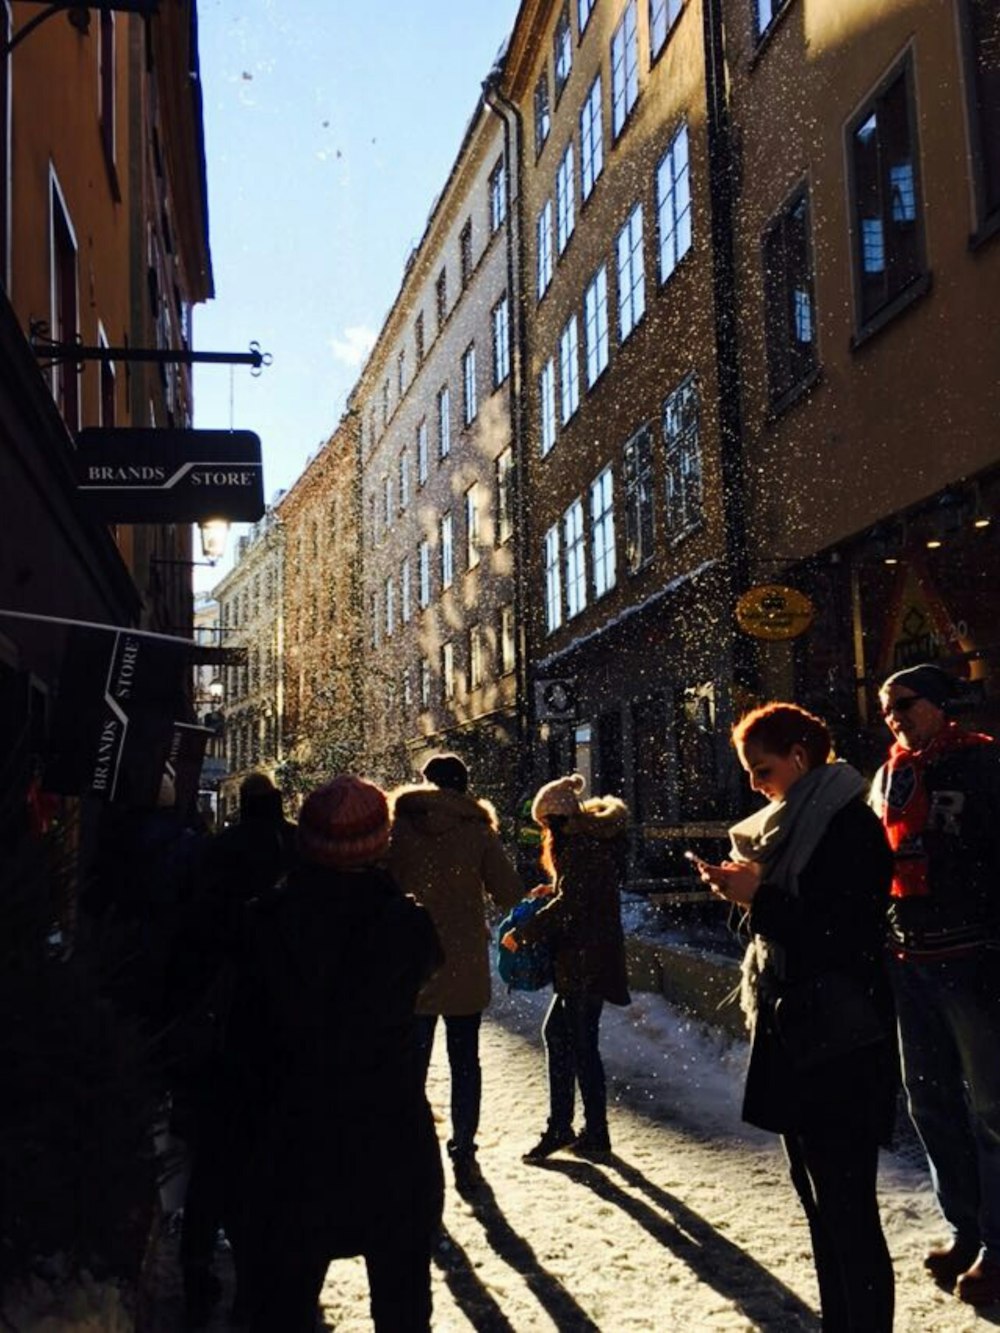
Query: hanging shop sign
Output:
[[75, 428, 264, 523], [736, 585, 815, 641], [535, 678, 578, 722]]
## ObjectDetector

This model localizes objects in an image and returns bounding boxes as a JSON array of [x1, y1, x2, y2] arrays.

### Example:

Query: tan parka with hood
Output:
[[388, 785, 524, 1015]]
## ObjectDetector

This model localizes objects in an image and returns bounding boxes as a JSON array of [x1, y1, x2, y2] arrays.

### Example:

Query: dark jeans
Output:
[[250, 1239, 432, 1333], [890, 951, 1000, 1259], [415, 1013, 481, 1152], [542, 992, 606, 1134], [783, 1128, 894, 1332]]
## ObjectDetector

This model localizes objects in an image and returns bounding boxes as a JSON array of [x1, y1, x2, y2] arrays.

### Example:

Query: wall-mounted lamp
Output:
[[199, 520, 230, 562]]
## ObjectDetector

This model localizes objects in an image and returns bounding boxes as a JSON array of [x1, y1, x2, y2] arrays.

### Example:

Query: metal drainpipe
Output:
[[702, 0, 757, 695], [483, 71, 535, 801]]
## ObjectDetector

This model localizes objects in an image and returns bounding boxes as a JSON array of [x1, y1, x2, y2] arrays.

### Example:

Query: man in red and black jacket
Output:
[[872, 663, 1000, 1307]]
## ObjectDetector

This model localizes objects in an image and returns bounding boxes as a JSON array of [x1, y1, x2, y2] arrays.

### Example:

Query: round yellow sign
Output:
[[736, 585, 815, 641]]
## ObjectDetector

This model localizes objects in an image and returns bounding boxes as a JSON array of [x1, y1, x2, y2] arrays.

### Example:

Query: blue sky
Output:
[[192, 0, 521, 517]]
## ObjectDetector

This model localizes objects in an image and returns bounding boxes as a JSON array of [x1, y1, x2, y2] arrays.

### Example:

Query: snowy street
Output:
[[149, 983, 999, 1332]]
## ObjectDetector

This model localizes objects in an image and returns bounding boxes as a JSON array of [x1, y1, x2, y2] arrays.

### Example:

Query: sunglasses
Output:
[[882, 695, 924, 719]]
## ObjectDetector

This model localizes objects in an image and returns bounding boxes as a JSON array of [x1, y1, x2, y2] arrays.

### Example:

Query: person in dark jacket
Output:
[[872, 663, 1000, 1306], [173, 772, 297, 1324], [503, 773, 631, 1162], [229, 774, 444, 1333], [698, 703, 896, 1333]]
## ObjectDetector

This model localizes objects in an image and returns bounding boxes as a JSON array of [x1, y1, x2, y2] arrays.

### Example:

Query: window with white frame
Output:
[[399, 449, 410, 511], [584, 265, 609, 387], [564, 498, 587, 619], [500, 604, 516, 674], [540, 357, 557, 455], [489, 157, 507, 233], [420, 657, 431, 707], [385, 576, 395, 636], [496, 447, 513, 544], [462, 344, 477, 425], [442, 641, 455, 700], [580, 75, 604, 202], [370, 589, 380, 647], [468, 623, 484, 690], [401, 556, 412, 622], [651, 0, 684, 60], [657, 122, 692, 282], [762, 187, 817, 403], [534, 71, 551, 156], [578, 0, 596, 34], [559, 314, 580, 424], [441, 512, 454, 588], [662, 373, 702, 539], [617, 203, 646, 341], [623, 424, 655, 573], [492, 294, 510, 388], [556, 141, 575, 254], [417, 419, 428, 483], [465, 484, 481, 569], [418, 539, 431, 607], [536, 200, 554, 298], [590, 465, 616, 597], [438, 384, 451, 457], [544, 524, 563, 633], [554, 4, 573, 100], [611, 0, 639, 139]]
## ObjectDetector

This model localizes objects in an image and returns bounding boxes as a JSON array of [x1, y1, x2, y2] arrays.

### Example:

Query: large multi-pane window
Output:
[[496, 447, 514, 544], [617, 203, 646, 341], [468, 624, 484, 690], [438, 384, 451, 457], [554, 5, 573, 100], [762, 188, 817, 403], [590, 466, 616, 598], [584, 265, 609, 387], [492, 294, 510, 387], [399, 449, 410, 511], [440, 512, 454, 588], [578, 0, 596, 33], [623, 424, 654, 573], [418, 539, 431, 607], [401, 556, 412, 623], [650, 0, 684, 59], [662, 374, 702, 539], [544, 525, 563, 633], [537, 200, 554, 298], [559, 315, 580, 423], [500, 604, 516, 675], [563, 499, 587, 619], [611, 0, 639, 139], [534, 71, 551, 156], [848, 59, 925, 328], [442, 641, 455, 700], [962, 0, 1000, 233], [540, 357, 557, 455], [556, 142, 575, 254], [489, 157, 507, 233], [657, 122, 692, 282], [465, 484, 481, 569], [580, 76, 604, 202], [754, 0, 790, 40], [417, 419, 428, 484], [462, 343, 477, 425]]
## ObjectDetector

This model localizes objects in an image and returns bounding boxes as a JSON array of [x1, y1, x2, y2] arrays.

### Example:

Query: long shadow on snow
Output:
[[462, 1175, 603, 1331], [433, 1224, 517, 1332], [539, 1153, 819, 1332]]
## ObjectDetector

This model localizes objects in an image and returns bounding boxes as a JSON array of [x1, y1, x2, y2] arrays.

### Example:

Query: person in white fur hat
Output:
[[502, 772, 631, 1160]]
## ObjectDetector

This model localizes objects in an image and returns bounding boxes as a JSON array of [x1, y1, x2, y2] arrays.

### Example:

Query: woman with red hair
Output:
[[696, 702, 897, 1331]]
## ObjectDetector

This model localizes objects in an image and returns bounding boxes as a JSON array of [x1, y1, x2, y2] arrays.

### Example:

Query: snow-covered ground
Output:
[[147, 984, 999, 1332]]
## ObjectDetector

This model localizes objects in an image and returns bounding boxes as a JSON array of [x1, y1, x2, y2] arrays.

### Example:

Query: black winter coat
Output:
[[741, 797, 898, 1140], [227, 863, 445, 1256]]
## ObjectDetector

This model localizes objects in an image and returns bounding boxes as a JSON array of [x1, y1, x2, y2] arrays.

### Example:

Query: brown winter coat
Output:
[[516, 797, 632, 1006], [388, 785, 524, 1015]]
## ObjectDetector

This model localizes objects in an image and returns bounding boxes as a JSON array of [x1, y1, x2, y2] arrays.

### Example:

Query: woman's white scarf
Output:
[[730, 761, 867, 1031]]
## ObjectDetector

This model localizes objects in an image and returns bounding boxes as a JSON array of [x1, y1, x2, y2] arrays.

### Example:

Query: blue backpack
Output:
[[497, 895, 554, 991]]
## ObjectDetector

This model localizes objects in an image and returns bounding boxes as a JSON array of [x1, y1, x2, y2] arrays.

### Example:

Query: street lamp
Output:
[[199, 520, 230, 563]]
